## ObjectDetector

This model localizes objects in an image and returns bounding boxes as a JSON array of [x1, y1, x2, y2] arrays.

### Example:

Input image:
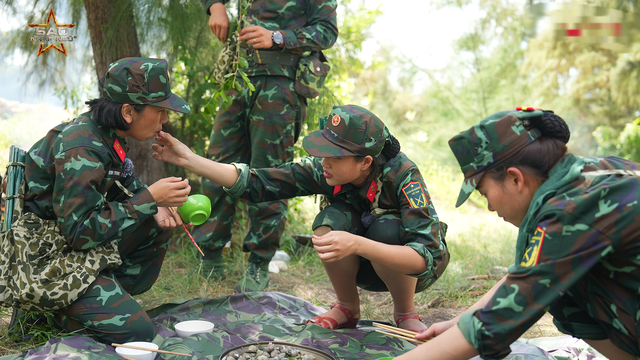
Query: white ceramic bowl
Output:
[[115, 341, 159, 360], [174, 320, 215, 339]]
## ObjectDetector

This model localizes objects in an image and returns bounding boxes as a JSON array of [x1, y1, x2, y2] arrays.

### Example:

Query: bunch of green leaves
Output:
[[593, 117, 640, 162]]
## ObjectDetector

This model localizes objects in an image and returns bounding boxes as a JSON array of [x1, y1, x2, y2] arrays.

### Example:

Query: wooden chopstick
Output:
[[168, 207, 205, 256], [373, 322, 420, 337], [112, 343, 191, 356], [375, 330, 426, 344]]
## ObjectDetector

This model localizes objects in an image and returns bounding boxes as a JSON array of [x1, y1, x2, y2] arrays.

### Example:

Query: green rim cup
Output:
[[176, 194, 211, 226]]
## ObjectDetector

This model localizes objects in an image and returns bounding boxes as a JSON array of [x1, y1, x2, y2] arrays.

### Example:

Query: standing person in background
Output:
[[2, 57, 191, 343], [198, 0, 339, 292], [398, 109, 640, 360]]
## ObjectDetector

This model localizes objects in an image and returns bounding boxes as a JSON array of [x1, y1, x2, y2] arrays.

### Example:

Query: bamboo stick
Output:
[[112, 343, 190, 356], [168, 207, 205, 256], [372, 322, 419, 337], [374, 330, 426, 344]]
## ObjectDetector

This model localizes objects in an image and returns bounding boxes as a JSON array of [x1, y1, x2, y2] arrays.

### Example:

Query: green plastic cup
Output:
[[176, 194, 211, 226], [375, 357, 395, 360]]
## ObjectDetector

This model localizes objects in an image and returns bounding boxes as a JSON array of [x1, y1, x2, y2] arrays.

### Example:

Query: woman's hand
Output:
[[152, 131, 193, 168], [239, 26, 275, 49], [147, 177, 190, 208], [416, 320, 456, 341], [153, 206, 184, 229], [312, 231, 362, 262]]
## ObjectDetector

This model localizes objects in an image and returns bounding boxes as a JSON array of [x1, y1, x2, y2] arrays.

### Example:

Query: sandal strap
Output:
[[395, 314, 424, 328], [330, 303, 359, 321], [307, 315, 339, 330]]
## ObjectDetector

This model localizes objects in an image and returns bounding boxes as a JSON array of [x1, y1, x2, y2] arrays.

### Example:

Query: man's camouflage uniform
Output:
[[224, 105, 449, 292], [0, 57, 190, 343], [450, 109, 640, 358], [197, 0, 339, 285]]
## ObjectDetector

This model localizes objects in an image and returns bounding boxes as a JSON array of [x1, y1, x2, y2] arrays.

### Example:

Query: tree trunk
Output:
[[83, 0, 167, 185]]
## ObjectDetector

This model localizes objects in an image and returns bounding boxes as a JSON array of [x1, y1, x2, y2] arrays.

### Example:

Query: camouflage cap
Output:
[[303, 105, 387, 157], [449, 109, 545, 207], [102, 57, 191, 114]]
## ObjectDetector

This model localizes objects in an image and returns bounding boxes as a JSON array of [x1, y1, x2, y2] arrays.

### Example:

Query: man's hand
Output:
[[239, 26, 276, 49], [209, 3, 229, 43]]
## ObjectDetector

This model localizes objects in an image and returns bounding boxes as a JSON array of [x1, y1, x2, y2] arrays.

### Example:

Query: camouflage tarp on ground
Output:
[[0, 292, 607, 360]]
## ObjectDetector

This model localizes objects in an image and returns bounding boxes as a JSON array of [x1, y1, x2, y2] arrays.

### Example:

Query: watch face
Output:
[[273, 31, 283, 44]]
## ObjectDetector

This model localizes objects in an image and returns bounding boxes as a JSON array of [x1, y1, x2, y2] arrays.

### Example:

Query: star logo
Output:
[[28, 8, 76, 57]]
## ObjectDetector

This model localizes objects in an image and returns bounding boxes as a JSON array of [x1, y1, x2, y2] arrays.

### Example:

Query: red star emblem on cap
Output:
[[331, 114, 341, 126], [28, 8, 76, 57]]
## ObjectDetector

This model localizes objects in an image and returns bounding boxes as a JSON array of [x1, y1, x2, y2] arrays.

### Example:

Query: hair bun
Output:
[[380, 134, 401, 161], [532, 111, 570, 144]]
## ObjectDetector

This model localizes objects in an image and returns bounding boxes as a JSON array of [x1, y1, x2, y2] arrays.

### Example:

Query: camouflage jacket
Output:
[[225, 154, 449, 280], [458, 155, 640, 358], [24, 112, 158, 250], [203, 0, 338, 78]]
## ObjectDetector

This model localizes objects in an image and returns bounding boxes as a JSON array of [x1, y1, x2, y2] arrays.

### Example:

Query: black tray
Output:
[[219, 341, 336, 360]]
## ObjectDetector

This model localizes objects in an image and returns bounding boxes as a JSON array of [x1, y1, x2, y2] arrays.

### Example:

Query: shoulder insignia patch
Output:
[[113, 139, 126, 162], [520, 226, 546, 267], [402, 181, 428, 208]]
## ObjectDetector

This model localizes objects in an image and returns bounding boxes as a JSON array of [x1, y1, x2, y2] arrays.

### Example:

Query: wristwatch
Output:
[[272, 31, 283, 45]]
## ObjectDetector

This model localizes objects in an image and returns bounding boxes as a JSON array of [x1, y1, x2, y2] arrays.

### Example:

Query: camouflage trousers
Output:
[[312, 202, 435, 293], [54, 216, 172, 343], [196, 75, 307, 264]]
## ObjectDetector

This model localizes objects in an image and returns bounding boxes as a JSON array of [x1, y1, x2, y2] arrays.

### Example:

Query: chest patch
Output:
[[520, 226, 546, 267], [402, 181, 428, 208]]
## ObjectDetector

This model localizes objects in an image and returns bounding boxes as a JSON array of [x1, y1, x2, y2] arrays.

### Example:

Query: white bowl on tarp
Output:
[[175, 320, 215, 338], [115, 341, 158, 360]]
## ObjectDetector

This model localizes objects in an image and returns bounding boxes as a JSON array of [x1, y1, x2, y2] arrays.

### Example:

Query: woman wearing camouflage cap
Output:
[[153, 104, 449, 332], [2, 57, 192, 343], [398, 109, 640, 359]]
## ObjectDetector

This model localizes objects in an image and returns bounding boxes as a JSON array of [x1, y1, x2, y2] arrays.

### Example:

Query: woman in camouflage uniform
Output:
[[1, 57, 192, 343], [152, 104, 449, 332], [399, 109, 640, 360]]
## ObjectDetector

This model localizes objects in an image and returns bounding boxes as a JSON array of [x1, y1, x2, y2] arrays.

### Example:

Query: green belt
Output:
[[251, 50, 300, 66]]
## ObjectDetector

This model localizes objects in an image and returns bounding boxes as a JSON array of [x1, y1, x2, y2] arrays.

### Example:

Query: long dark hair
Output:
[[85, 96, 146, 131], [487, 112, 570, 182]]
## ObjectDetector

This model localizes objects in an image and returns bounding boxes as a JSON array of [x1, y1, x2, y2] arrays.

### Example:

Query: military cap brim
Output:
[[150, 93, 191, 114], [303, 130, 358, 157]]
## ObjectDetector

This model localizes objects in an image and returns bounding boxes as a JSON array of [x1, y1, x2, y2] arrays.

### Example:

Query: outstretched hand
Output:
[[152, 131, 193, 167]]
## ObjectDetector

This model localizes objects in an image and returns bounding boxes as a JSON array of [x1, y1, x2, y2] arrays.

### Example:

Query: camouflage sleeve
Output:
[[457, 216, 612, 359], [53, 147, 158, 250], [224, 158, 327, 201], [280, 0, 338, 52], [203, 0, 228, 15], [396, 168, 449, 281]]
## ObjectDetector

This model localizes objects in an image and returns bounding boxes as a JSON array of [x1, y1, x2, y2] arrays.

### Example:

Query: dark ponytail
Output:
[[356, 133, 402, 179], [487, 112, 569, 182]]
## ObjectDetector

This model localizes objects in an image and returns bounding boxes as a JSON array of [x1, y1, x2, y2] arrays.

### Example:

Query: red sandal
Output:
[[307, 304, 360, 330], [396, 314, 428, 334]]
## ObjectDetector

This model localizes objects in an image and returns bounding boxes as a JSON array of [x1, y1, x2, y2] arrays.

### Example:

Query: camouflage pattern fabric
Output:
[[198, 0, 338, 265], [312, 202, 440, 293], [0, 113, 170, 329], [203, 0, 338, 79], [224, 154, 449, 286], [197, 76, 306, 264], [0, 211, 121, 312], [448, 109, 543, 207], [0, 292, 607, 360], [450, 110, 640, 358], [103, 57, 191, 113], [294, 51, 330, 99], [302, 105, 389, 158]]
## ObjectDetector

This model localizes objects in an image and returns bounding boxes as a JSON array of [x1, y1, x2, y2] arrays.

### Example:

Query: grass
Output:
[[0, 163, 562, 357]]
